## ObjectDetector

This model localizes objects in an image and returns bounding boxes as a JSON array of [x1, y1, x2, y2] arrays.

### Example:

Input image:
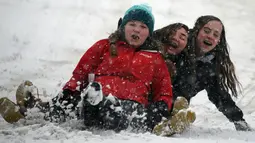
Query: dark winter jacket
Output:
[[172, 53, 245, 122], [63, 39, 173, 110]]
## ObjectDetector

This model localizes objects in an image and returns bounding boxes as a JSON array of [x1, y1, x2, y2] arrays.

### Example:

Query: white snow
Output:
[[1, 0, 255, 142]]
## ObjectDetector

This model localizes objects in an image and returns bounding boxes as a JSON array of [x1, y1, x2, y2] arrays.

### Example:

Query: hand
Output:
[[234, 120, 252, 131]]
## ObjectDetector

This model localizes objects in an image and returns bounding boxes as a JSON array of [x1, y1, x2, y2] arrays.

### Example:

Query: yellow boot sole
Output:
[[153, 109, 196, 136], [16, 80, 34, 107], [172, 96, 189, 116], [0, 97, 24, 123]]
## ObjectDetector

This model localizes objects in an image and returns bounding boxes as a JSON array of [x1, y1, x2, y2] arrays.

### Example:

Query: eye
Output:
[[140, 24, 148, 29], [179, 35, 187, 41], [213, 32, 220, 38], [204, 27, 211, 34], [129, 22, 136, 27]]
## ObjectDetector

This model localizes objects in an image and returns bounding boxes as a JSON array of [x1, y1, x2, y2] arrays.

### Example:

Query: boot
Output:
[[0, 97, 24, 123], [16, 80, 41, 110], [0, 80, 41, 123], [153, 96, 190, 136], [79, 82, 104, 126], [82, 82, 103, 106], [171, 96, 189, 116], [153, 109, 196, 136], [1, 80, 46, 123]]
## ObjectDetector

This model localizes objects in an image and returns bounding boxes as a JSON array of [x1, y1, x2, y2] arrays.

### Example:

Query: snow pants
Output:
[[80, 96, 150, 132]]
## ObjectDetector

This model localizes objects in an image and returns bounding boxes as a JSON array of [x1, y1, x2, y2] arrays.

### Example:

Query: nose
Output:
[[133, 25, 141, 33], [206, 33, 214, 40], [172, 35, 179, 43]]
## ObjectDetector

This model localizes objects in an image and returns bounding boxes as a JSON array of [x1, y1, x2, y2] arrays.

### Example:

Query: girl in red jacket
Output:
[[0, 4, 173, 132], [48, 4, 173, 132]]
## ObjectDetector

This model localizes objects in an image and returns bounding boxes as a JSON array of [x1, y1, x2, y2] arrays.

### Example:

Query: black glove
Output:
[[117, 17, 122, 29], [234, 120, 252, 131], [146, 101, 170, 131]]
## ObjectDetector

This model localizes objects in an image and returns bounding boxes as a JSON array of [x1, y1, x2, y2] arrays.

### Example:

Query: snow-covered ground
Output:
[[1, 0, 255, 142]]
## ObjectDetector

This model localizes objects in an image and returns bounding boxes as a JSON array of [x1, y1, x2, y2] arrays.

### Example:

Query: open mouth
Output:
[[203, 39, 212, 46], [168, 41, 178, 49], [131, 34, 140, 40]]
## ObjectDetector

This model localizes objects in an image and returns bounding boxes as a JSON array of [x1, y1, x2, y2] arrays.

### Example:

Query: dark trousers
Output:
[[42, 91, 164, 132], [80, 96, 150, 132]]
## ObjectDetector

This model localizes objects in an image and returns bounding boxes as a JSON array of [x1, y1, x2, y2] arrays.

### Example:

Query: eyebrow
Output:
[[204, 26, 220, 33], [180, 33, 187, 37], [204, 26, 211, 30]]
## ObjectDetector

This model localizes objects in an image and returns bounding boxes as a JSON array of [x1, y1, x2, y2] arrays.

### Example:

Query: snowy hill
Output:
[[0, 0, 255, 142]]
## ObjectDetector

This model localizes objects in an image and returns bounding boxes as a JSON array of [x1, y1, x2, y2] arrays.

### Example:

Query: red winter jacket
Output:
[[63, 39, 173, 110]]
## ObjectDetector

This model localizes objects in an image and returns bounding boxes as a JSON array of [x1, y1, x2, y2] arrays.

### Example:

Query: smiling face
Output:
[[124, 20, 149, 48], [165, 27, 188, 55], [196, 20, 223, 55]]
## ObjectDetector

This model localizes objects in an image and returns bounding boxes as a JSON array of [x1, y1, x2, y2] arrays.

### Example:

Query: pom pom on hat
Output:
[[120, 4, 155, 35]]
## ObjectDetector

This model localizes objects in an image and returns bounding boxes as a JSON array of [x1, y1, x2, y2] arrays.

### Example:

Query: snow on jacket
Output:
[[63, 39, 173, 110]]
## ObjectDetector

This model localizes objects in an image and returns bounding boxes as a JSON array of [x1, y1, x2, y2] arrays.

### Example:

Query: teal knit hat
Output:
[[120, 4, 155, 35]]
